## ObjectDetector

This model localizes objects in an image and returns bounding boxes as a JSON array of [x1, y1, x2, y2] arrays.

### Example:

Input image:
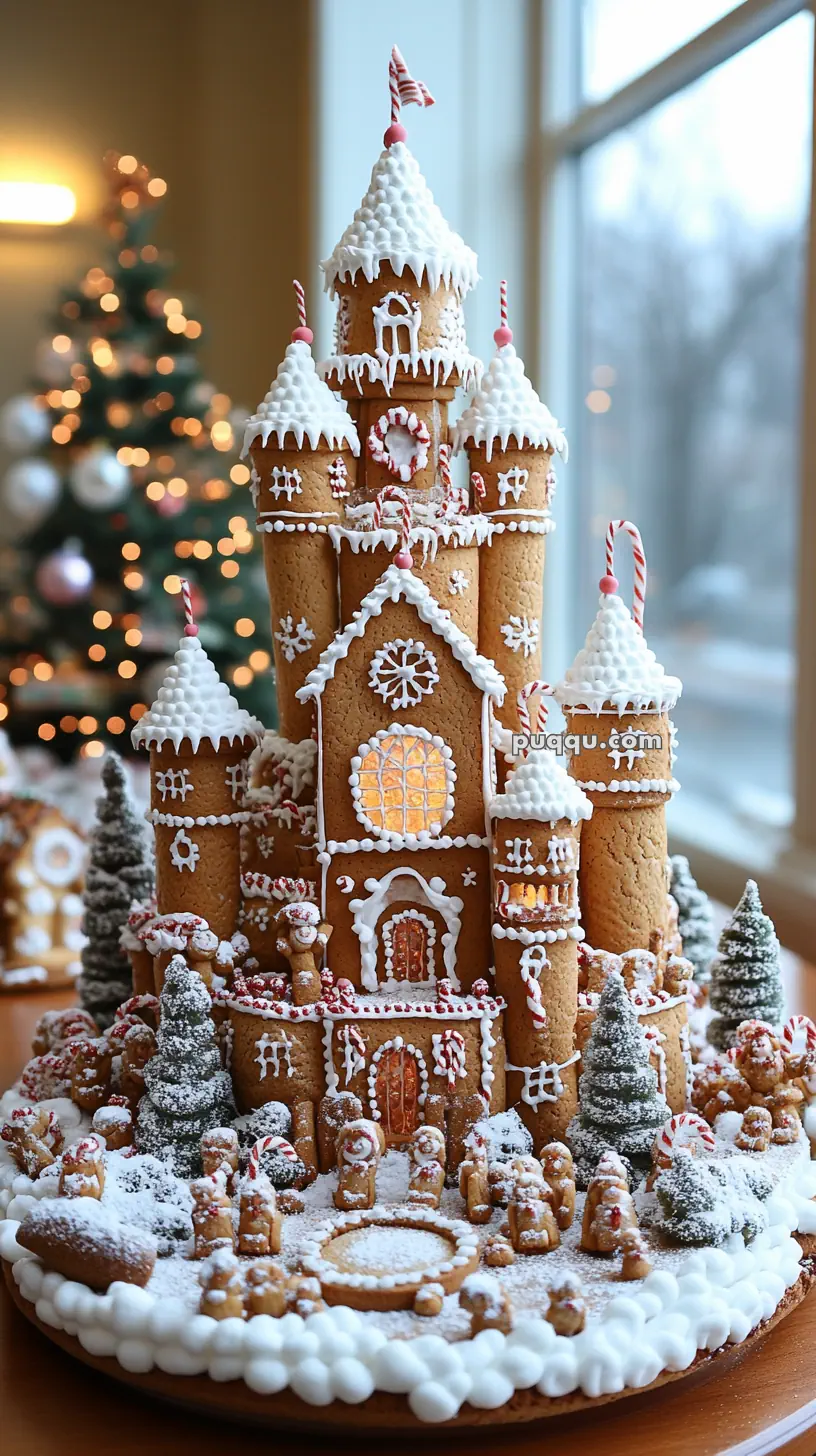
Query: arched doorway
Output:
[[383, 909, 436, 982], [373, 1043, 423, 1142]]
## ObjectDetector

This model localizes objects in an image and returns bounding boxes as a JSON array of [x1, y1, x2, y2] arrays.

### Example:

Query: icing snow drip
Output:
[[243, 340, 360, 457], [452, 344, 567, 463], [321, 142, 479, 299], [555, 593, 682, 715], [491, 748, 592, 826], [131, 634, 263, 753]]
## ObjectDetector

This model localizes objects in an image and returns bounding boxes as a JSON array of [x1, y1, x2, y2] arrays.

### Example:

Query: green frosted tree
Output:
[[136, 954, 234, 1177], [567, 968, 670, 1185], [670, 854, 716, 986], [78, 751, 154, 1028], [708, 880, 784, 1051]]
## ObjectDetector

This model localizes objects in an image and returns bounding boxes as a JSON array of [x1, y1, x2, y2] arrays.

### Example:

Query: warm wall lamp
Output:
[[0, 182, 77, 226]]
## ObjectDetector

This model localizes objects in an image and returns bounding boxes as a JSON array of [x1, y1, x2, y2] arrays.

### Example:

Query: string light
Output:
[[62, 389, 80, 408], [52, 335, 71, 353], [121, 542, 141, 560], [123, 570, 143, 590], [100, 293, 120, 312], [107, 716, 126, 733], [147, 177, 167, 197], [130, 702, 147, 720], [166, 315, 187, 334], [131, 447, 149, 467], [585, 389, 611, 414], [60, 716, 77, 732], [93, 610, 112, 628], [175, 541, 193, 558], [146, 481, 165, 501], [32, 662, 53, 681], [118, 660, 137, 679], [156, 356, 174, 374], [167, 477, 187, 497], [163, 298, 183, 316], [38, 724, 56, 741], [235, 618, 255, 637], [249, 650, 270, 671], [83, 741, 105, 758], [183, 418, 202, 437], [124, 628, 142, 646], [229, 516, 247, 532], [88, 645, 106, 661], [164, 575, 181, 594], [78, 715, 97, 734], [233, 530, 253, 552], [232, 667, 253, 687], [211, 421, 233, 450], [0, 705, 7, 722], [221, 561, 239, 579], [230, 464, 250, 485], [203, 478, 229, 499], [9, 668, 27, 685], [192, 541, 212, 559], [52, 424, 71, 444], [217, 538, 235, 555], [117, 155, 138, 174]]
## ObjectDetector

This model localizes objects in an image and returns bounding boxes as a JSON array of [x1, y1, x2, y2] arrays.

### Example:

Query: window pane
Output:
[[577, 14, 813, 832], [583, 0, 740, 102]]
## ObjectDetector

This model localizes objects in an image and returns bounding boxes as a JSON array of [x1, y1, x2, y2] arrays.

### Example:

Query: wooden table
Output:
[[2, 973, 815, 1456]]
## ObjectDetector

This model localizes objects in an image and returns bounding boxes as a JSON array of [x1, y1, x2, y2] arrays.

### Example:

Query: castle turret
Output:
[[490, 710, 592, 1145], [244, 286, 360, 744], [453, 285, 567, 733], [132, 588, 262, 951], [554, 522, 681, 955]]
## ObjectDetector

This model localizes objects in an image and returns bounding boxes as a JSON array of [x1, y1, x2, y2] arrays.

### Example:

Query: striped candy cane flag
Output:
[[390, 46, 435, 122]]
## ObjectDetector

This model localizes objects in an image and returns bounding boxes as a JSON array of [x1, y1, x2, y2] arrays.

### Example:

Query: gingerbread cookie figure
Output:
[[767, 1083, 804, 1144], [275, 902, 332, 1006], [92, 1097, 134, 1152], [735, 1105, 773, 1153], [538, 1141, 576, 1231], [458, 1138, 491, 1225], [619, 1229, 653, 1280], [237, 1172, 282, 1257], [691, 1058, 752, 1126], [507, 1170, 560, 1255], [546, 1275, 586, 1335], [733, 1020, 785, 1096], [244, 1260, 288, 1318], [199, 1249, 245, 1321], [334, 1118, 382, 1210], [407, 1124, 446, 1209], [581, 1173, 638, 1255], [190, 1170, 235, 1258], [119, 1022, 157, 1108], [1, 1105, 63, 1177], [59, 1136, 105, 1199], [580, 1151, 630, 1250], [201, 1128, 240, 1190], [70, 1037, 113, 1113], [459, 1273, 513, 1336], [483, 1234, 515, 1268]]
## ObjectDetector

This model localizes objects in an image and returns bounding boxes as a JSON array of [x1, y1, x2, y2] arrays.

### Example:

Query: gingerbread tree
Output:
[[78, 752, 154, 1027], [670, 855, 716, 986], [708, 880, 784, 1051], [136, 953, 233, 1176], [568, 968, 669, 1184]]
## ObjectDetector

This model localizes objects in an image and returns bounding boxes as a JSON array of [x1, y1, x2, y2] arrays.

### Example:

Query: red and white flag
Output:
[[390, 46, 434, 123]]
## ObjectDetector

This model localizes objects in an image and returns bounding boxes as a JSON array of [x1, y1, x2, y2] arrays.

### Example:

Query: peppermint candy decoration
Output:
[[656, 1112, 715, 1159], [781, 1014, 816, 1053], [248, 1134, 299, 1180]]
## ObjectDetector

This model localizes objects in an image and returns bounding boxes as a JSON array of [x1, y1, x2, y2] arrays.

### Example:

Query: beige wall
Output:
[[0, 0, 313, 442]]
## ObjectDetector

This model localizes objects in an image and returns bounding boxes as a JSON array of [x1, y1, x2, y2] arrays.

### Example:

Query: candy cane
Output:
[[781, 1015, 816, 1053], [179, 578, 198, 638], [517, 680, 549, 737], [656, 1112, 715, 1159], [372, 484, 414, 567], [470, 470, 486, 505], [291, 278, 313, 345], [519, 946, 549, 1032], [494, 279, 513, 349], [601, 521, 647, 632], [248, 1135, 299, 1180]]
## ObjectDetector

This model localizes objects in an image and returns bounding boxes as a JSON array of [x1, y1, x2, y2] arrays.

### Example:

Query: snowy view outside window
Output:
[[576, 10, 813, 834]]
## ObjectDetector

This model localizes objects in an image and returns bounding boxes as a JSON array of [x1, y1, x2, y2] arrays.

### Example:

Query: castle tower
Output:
[[453, 285, 567, 731], [490, 723, 592, 1145], [554, 523, 681, 955], [243, 286, 360, 745], [131, 589, 262, 945]]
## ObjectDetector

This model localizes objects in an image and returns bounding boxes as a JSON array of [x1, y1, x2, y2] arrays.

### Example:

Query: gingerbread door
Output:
[[391, 915, 428, 982], [375, 1046, 420, 1142]]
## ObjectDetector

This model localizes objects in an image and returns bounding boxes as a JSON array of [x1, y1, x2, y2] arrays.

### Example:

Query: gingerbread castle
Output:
[[130, 77, 693, 1148]]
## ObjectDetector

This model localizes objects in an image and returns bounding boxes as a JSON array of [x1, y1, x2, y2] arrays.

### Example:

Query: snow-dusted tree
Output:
[[136, 954, 233, 1177], [78, 752, 154, 1028], [708, 880, 784, 1051], [654, 1151, 732, 1246], [567, 969, 670, 1185], [670, 855, 716, 986]]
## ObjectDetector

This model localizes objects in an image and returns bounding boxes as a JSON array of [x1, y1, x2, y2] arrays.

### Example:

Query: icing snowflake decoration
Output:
[[275, 614, 315, 663], [169, 828, 199, 873], [497, 466, 528, 506], [368, 638, 439, 710], [462, 867, 477, 887], [448, 570, 469, 596], [269, 466, 302, 501], [501, 615, 540, 658]]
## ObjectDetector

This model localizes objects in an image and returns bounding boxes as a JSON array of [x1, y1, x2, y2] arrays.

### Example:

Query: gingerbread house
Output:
[[0, 797, 85, 990]]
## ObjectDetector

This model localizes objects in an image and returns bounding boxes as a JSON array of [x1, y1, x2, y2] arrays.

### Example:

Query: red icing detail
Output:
[[599, 574, 619, 595], [384, 122, 407, 146], [394, 548, 414, 569], [493, 324, 513, 348], [291, 325, 314, 345]]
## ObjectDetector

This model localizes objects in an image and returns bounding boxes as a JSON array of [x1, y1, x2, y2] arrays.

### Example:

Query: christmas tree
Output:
[[708, 880, 784, 1051], [137, 953, 234, 1177], [0, 150, 273, 760], [654, 1150, 732, 1246], [670, 855, 716, 986], [78, 751, 154, 1028], [567, 968, 670, 1184]]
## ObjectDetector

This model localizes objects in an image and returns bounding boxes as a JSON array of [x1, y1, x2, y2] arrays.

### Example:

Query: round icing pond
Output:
[[301, 1206, 480, 1310]]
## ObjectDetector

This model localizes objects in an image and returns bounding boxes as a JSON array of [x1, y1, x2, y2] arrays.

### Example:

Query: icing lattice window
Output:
[[351, 726, 455, 842], [368, 638, 439, 710]]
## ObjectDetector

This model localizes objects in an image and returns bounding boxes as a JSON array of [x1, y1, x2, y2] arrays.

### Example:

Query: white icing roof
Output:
[[491, 748, 592, 825], [297, 564, 505, 703], [132, 634, 264, 752], [322, 142, 479, 299], [243, 341, 360, 456], [452, 344, 567, 462], [554, 592, 682, 714]]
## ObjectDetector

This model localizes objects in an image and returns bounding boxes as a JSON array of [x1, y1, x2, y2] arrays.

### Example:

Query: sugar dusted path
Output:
[[1, 947, 814, 1455]]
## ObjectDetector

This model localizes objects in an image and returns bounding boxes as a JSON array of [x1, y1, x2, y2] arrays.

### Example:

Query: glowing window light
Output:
[[0, 182, 76, 225]]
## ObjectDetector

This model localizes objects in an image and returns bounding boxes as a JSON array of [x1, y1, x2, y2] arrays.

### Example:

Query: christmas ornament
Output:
[[0, 394, 48, 452], [2, 458, 60, 524], [70, 448, 131, 509], [35, 541, 94, 605], [35, 337, 75, 386], [154, 491, 186, 518]]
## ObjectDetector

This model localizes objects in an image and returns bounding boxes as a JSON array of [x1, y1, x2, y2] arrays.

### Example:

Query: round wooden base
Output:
[[4, 1258, 813, 1432]]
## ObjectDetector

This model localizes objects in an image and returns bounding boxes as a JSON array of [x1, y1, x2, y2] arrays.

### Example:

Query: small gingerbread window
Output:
[[367, 406, 430, 483], [351, 726, 454, 842]]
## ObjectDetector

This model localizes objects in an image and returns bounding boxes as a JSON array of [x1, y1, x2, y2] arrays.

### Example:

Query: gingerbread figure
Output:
[[691, 1058, 752, 1126], [619, 1228, 653, 1280], [413, 1282, 445, 1317], [546, 1275, 586, 1335], [201, 1127, 240, 1189], [59, 1136, 105, 1199], [190, 1169, 235, 1257], [459, 1273, 513, 1335], [334, 1118, 381, 1211], [92, 1096, 134, 1151], [483, 1234, 515, 1268], [538, 1141, 576, 1230], [275, 903, 332, 1006], [735, 1104, 773, 1153], [581, 1151, 637, 1254], [119, 1022, 157, 1108], [407, 1124, 446, 1209], [244, 1259, 288, 1318], [507, 1170, 560, 1254], [237, 1172, 282, 1256], [733, 1021, 785, 1095], [70, 1037, 113, 1113], [1, 1105, 63, 1177], [286, 1275, 325, 1317], [458, 1138, 491, 1225], [768, 1083, 804, 1144], [199, 1248, 245, 1320]]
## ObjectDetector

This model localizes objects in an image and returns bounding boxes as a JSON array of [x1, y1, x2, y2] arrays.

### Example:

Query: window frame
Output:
[[538, 0, 816, 953]]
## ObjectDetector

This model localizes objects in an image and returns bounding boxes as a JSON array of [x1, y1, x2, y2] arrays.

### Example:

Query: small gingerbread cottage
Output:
[[0, 796, 86, 990]]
